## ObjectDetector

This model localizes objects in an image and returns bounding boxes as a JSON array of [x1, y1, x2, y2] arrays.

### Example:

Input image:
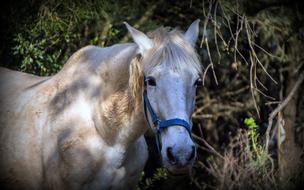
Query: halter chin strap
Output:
[[143, 77, 192, 152]]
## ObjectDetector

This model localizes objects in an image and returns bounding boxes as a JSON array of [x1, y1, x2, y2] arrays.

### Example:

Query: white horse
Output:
[[0, 20, 202, 189]]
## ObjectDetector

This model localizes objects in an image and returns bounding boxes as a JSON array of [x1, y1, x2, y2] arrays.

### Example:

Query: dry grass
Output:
[[193, 129, 279, 190]]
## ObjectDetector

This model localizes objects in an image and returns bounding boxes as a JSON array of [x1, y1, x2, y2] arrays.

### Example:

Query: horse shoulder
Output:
[[42, 96, 104, 188], [94, 136, 148, 190], [44, 121, 105, 189], [49, 119, 148, 189]]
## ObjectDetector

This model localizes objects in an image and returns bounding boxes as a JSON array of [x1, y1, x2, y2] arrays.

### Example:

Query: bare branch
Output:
[[205, 37, 219, 85], [193, 133, 225, 159], [200, 0, 212, 47], [265, 71, 304, 152], [202, 63, 212, 86], [249, 52, 260, 118], [245, 19, 278, 84], [213, 1, 221, 63]]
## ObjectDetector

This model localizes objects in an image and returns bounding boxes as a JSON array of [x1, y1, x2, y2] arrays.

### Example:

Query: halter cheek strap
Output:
[[143, 77, 192, 152]]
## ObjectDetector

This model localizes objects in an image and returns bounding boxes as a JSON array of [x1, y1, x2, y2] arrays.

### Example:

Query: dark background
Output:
[[1, 0, 304, 189]]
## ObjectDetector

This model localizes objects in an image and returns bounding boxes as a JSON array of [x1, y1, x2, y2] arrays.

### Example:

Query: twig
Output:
[[256, 55, 278, 84], [265, 101, 281, 106], [256, 76, 268, 91], [249, 52, 260, 118], [198, 123, 204, 137], [202, 63, 212, 86], [222, 85, 250, 97], [265, 71, 304, 152], [213, 1, 221, 63], [193, 133, 224, 159], [252, 42, 277, 59], [205, 38, 219, 85], [100, 11, 111, 47], [254, 87, 276, 100], [245, 19, 278, 84], [293, 61, 304, 75], [200, 0, 212, 47], [234, 15, 244, 65]]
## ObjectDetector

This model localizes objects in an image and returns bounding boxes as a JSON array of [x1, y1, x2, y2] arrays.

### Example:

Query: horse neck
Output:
[[93, 55, 147, 148], [57, 44, 148, 148], [94, 87, 147, 148]]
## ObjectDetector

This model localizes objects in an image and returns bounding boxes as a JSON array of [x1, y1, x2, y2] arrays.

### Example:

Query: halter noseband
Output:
[[143, 76, 192, 152]]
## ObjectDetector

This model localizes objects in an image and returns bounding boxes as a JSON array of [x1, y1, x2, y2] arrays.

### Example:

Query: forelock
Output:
[[142, 27, 201, 75]]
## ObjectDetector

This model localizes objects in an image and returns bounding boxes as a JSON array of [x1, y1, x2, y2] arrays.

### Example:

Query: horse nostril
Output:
[[166, 147, 177, 165], [187, 146, 196, 162]]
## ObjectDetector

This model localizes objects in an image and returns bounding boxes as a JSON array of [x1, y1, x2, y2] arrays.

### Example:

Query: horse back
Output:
[[0, 67, 50, 100], [0, 67, 51, 189]]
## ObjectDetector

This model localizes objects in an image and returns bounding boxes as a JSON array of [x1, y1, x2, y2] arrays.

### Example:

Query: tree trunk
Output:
[[279, 37, 304, 181]]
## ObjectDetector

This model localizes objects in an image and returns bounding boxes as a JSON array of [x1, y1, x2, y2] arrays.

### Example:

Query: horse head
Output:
[[125, 20, 202, 175]]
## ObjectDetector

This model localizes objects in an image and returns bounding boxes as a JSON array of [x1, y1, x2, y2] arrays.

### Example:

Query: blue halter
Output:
[[143, 77, 192, 152]]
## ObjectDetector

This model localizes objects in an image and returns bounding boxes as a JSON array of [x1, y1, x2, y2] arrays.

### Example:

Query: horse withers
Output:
[[0, 20, 202, 189]]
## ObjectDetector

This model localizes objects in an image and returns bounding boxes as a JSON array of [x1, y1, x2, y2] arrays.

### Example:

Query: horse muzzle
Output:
[[161, 137, 196, 175]]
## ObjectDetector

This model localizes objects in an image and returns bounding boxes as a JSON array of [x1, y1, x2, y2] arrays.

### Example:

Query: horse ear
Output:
[[184, 19, 200, 46], [124, 22, 153, 54]]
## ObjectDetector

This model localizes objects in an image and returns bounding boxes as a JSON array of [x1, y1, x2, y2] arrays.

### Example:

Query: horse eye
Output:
[[146, 77, 156, 86], [194, 78, 202, 86]]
